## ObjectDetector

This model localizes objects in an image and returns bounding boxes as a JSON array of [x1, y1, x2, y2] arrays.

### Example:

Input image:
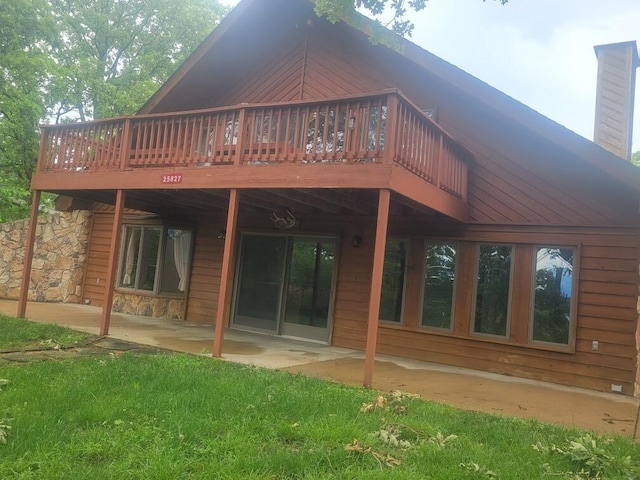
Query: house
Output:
[[17, 0, 640, 396]]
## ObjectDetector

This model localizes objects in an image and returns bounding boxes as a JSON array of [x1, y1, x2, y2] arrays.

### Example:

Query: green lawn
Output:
[[0, 318, 639, 479], [0, 314, 90, 350]]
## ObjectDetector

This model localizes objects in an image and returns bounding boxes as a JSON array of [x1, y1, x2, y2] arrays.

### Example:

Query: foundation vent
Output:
[[593, 41, 639, 161]]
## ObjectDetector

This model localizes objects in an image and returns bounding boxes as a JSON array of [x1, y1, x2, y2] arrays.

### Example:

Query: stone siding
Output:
[[112, 292, 185, 320], [0, 211, 91, 303]]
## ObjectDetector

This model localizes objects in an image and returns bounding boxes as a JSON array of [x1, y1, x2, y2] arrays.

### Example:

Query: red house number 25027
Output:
[[161, 174, 183, 184]]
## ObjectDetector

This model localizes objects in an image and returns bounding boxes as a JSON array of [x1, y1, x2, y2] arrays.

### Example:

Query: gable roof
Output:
[[139, 0, 640, 192]]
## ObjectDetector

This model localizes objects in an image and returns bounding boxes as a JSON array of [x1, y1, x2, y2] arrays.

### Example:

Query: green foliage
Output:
[[0, 0, 227, 223], [534, 434, 640, 478], [0, 0, 53, 223], [632, 151, 640, 167], [314, 0, 508, 37], [46, 0, 228, 121]]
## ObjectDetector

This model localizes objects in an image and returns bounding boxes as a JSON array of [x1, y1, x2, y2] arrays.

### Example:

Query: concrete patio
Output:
[[1, 299, 638, 440]]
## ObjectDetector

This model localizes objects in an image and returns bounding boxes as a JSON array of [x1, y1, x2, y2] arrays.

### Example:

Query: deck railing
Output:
[[38, 90, 469, 199]]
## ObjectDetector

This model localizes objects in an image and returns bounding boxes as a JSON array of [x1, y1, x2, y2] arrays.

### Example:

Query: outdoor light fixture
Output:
[[217, 229, 226, 240], [351, 235, 362, 248], [348, 115, 356, 129]]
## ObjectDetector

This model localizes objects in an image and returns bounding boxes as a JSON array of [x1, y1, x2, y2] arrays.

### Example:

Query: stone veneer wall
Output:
[[112, 292, 185, 320], [0, 211, 91, 303]]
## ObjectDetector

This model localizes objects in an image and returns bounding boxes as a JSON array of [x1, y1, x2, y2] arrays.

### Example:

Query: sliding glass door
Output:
[[233, 234, 336, 342], [233, 235, 287, 332]]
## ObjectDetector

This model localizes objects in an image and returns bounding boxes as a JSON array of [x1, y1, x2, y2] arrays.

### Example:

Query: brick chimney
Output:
[[593, 41, 639, 161]]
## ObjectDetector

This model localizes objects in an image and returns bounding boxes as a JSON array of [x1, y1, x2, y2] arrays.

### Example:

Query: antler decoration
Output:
[[271, 209, 297, 229]]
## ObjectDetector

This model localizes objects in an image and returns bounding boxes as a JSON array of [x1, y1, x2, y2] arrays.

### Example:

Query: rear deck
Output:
[[33, 90, 470, 221]]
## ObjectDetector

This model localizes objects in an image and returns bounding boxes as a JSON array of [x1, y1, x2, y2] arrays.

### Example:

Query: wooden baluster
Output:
[[373, 98, 384, 158], [383, 95, 399, 165], [321, 103, 330, 159], [331, 103, 341, 160], [158, 118, 169, 164], [290, 107, 300, 163], [235, 109, 247, 166], [38, 128, 48, 172], [119, 118, 132, 170], [274, 107, 283, 161]]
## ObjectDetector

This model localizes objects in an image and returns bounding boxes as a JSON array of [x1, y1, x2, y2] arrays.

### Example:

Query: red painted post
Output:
[[213, 188, 240, 357], [17, 190, 41, 318], [363, 189, 391, 388], [99, 190, 126, 336]]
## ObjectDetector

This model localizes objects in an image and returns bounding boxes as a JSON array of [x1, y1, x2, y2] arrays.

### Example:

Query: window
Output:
[[531, 247, 575, 345], [473, 245, 512, 337], [379, 239, 407, 323], [118, 225, 192, 295], [421, 242, 456, 330]]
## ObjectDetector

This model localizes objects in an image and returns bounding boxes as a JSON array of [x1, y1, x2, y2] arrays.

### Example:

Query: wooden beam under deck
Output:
[[17, 190, 41, 318], [100, 190, 126, 336], [389, 165, 469, 223], [213, 188, 240, 357], [32, 164, 394, 191], [363, 189, 391, 388], [33, 163, 468, 222]]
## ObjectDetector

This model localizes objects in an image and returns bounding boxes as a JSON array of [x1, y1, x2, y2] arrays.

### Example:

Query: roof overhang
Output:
[[138, 0, 640, 192]]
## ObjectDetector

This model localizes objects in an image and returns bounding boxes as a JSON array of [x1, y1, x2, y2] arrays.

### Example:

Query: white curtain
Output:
[[173, 231, 191, 292], [123, 228, 139, 285]]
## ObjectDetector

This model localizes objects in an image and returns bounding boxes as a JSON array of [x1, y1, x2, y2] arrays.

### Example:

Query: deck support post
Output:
[[99, 190, 126, 336], [213, 188, 240, 357], [363, 188, 391, 388], [17, 190, 41, 318]]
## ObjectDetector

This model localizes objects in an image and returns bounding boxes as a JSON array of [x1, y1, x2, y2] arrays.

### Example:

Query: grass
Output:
[[1, 318, 639, 479], [0, 314, 90, 350]]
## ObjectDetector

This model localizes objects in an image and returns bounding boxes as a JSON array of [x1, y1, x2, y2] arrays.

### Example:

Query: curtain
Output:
[[173, 230, 192, 292], [123, 228, 140, 285]]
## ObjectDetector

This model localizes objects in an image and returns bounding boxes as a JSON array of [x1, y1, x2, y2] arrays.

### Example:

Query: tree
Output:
[[0, 0, 227, 222], [632, 150, 640, 167], [0, 0, 53, 222], [314, 0, 508, 37], [45, 0, 228, 121]]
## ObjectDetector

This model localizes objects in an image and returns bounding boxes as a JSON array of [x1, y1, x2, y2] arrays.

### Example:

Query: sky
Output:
[[220, 0, 640, 151]]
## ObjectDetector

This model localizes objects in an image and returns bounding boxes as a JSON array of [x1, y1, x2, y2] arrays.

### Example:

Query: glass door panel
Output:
[[281, 239, 335, 342], [233, 235, 287, 332]]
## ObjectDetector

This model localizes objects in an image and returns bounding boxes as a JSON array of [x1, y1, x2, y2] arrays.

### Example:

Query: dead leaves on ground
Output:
[[344, 438, 402, 468], [346, 390, 458, 469], [360, 390, 419, 414]]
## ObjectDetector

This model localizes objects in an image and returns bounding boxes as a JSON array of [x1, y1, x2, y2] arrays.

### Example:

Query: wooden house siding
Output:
[[330, 222, 639, 394], [184, 220, 224, 324], [82, 212, 113, 307], [176, 207, 638, 395], [209, 26, 388, 107], [199, 18, 640, 228]]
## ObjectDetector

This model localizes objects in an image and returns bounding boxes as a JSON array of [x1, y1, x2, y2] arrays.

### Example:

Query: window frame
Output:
[[116, 224, 193, 297], [471, 243, 514, 339], [528, 244, 579, 351], [378, 237, 409, 325], [419, 240, 458, 332]]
